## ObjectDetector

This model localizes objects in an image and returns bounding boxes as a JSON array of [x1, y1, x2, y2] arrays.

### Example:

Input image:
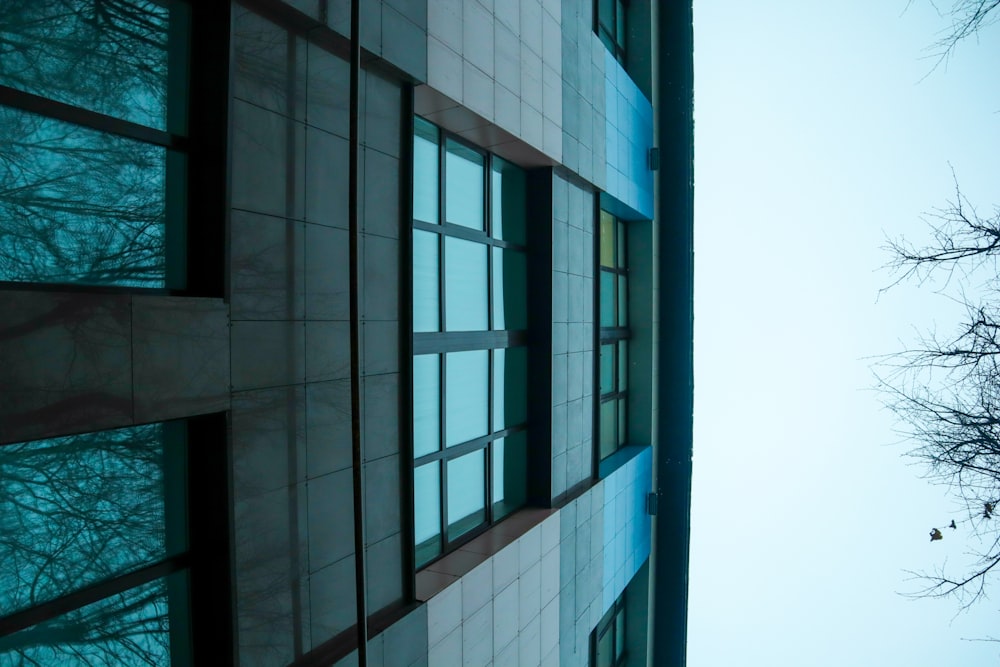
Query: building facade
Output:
[[0, 0, 693, 665]]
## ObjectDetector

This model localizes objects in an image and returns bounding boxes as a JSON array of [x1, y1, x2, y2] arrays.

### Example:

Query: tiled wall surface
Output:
[[559, 0, 607, 188], [602, 52, 654, 220]]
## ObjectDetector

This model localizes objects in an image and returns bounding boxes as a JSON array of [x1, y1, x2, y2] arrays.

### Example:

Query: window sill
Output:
[[597, 443, 647, 480]]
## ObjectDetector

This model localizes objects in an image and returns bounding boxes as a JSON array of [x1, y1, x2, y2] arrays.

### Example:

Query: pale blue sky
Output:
[[690, 1, 1000, 665]]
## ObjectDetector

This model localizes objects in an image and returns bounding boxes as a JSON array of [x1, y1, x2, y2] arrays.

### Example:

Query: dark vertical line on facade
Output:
[[400, 88, 416, 600], [347, 0, 369, 664]]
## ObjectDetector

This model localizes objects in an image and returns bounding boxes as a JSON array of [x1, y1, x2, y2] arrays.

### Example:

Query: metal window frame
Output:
[[597, 211, 630, 462]]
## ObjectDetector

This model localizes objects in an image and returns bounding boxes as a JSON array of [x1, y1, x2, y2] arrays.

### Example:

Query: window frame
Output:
[[591, 592, 627, 667], [411, 119, 530, 569], [594, 0, 627, 66], [597, 210, 629, 461]]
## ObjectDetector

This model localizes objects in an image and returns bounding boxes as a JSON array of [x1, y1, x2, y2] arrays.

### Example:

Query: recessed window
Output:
[[595, 0, 627, 65], [598, 211, 628, 460], [591, 592, 627, 667], [0, 1, 192, 288], [411, 118, 530, 568]]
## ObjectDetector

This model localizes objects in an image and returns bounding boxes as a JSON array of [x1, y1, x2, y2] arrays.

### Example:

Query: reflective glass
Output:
[[600, 344, 615, 395], [617, 220, 626, 267], [492, 432, 527, 522], [616, 0, 626, 48], [413, 118, 439, 223], [492, 247, 527, 330], [615, 608, 625, 658], [493, 347, 528, 431], [618, 275, 628, 326], [618, 397, 627, 446], [414, 463, 441, 567], [0, 573, 188, 665], [0, 107, 173, 287], [446, 350, 489, 446], [413, 354, 441, 458], [413, 230, 440, 332], [598, 0, 615, 33], [445, 139, 484, 230], [0, 424, 181, 616], [447, 449, 486, 541], [0, 1, 186, 132], [597, 629, 614, 667], [600, 211, 615, 267], [445, 237, 488, 331], [491, 157, 526, 245], [618, 340, 628, 390], [600, 271, 616, 327], [599, 400, 617, 459]]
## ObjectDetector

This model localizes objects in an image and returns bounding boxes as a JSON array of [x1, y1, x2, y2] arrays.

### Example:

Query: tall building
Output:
[[0, 0, 692, 665]]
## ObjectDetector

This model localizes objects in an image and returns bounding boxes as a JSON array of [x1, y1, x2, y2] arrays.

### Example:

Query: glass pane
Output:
[[491, 157, 526, 244], [0, 107, 171, 287], [492, 432, 527, 521], [600, 344, 615, 395], [618, 341, 628, 391], [618, 397, 627, 446], [600, 271, 616, 328], [0, 424, 181, 616], [617, 220, 626, 267], [492, 247, 528, 330], [413, 118, 439, 223], [494, 347, 528, 431], [0, 1, 184, 132], [615, 608, 626, 658], [413, 230, 440, 332], [618, 275, 628, 326], [413, 354, 441, 458], [446, 350, 489, 446], [447, 450, 486, 541], [616, 0, 626, 48], [0, 573, 189, 665], [598, 0, 615, 33], [599, 400, 617, 459], [445, 237, 488, 331], [445, 139, 484, 230], [597, 628, 614, 667], [599, 211, 615, 267], [414, 463, 441, 567]]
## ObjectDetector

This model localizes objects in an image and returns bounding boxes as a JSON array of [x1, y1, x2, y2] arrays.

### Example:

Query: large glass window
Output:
[[0, 423, 193, 664], [411, 118, 529, 568], [598, 211, 629, 460], [0, 1, 191, 288], [591, 592, 627, 667]]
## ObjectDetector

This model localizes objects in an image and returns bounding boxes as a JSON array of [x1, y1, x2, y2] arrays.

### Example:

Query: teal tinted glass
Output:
[[414, 462, 441, 566], [413, 230, 440, 332], [445, 350, 489, 446], [447, 449, 486, 540], [618, 275, 628, 326], [445, 139, 484, 230], [618, 397, 627, 446], [600, 344, 615, 394], [491, 157, 526, 245], [492, 431, 527, 521], [445, 237, 488, 331], [618, 340, 628, 390], [0, 1, 187, 133], [413, 354, 441, 458], [599, 400, 617, 459], [492, 247, 528, 330], [0, 107, 172, 287], [493, 347, 528, 431], [600, 272, 616, 327], [0, 424, 183, 616], [413, 118, 439, 223]]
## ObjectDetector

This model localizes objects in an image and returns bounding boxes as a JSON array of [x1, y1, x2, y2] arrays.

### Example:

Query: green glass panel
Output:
[[492, 247, 528, 330], [413, 230, 440, 332], [597, 628, 614, 667], [616, 0, 626, 48], [598, 0, 615, 33], [600, 271, 616, 327], [618, 275, 628, 326], [599, 400, 617, 459], [0, 1, 183, 132], [413, 118, 439, 223], [600, 344, 615, 395], [414, 463, 441, 567], [0, 424, 181, 616], [445, 237, 488, 331], [494, 347, 528, 431], [413, 354, 440, 458], [599, 211, 615, 267], [492, 432, 527, 522], [616, 219, 626, 267], [446, 350, 489, 446], [445, 139, 484, 230], [0, 107, 170, 287], [447, 449, 486, 541], [618, 340, 628, 391], [491, 157, 526, 245], [618, 397, 627, 446], [615, 607, 626, 658]]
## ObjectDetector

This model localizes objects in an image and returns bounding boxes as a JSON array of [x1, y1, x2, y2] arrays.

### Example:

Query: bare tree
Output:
[[909, 0, 1000, 69]]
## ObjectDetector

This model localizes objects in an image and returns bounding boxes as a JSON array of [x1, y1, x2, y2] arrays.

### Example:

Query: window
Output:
[[598, 211, 628, 460], [0, 423, 193, 664], [0, 1, 192, 288], [411, 118, 529, 568], [595, 0, 627, 65], [592, 592, 627, 667]]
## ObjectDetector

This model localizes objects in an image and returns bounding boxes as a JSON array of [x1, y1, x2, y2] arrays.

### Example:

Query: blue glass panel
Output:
[[445, 139, 484, 230], [413, 118, 439, 224], [493, 347, 528, 432], [445, 237, 488, 331], [599, 400, 617, 459], [413, 230, 440, 332], [618, 274, 628, 326], [600, 344, 615, 395], [414, 462, 441, 566], [491, 157, 526, 244], [446, 350, 489, 447], [413, 354, 440, 458], [492, 247, 527, 331], [447, 449, 485, 540], [492, 432, 526, 521], [600, 271, 615, 327]]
